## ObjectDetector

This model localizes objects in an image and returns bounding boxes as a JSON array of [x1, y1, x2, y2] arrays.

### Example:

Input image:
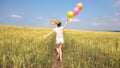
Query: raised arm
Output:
[[44, 30, 54, 39], [63, 18, 69, 29]]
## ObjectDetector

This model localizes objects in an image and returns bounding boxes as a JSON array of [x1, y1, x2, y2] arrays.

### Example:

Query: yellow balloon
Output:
[[66, 11, 74, 18], [76, 3, 83, 10]]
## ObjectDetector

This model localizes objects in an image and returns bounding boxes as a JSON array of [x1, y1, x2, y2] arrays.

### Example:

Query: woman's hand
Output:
[[66, 18, 69, 22], [43, 35, 48, 39]]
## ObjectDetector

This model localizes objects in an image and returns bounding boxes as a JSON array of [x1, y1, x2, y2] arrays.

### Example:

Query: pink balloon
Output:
[[72, 7, 80, 16]]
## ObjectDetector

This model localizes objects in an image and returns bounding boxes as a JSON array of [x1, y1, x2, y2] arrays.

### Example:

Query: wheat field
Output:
[[0, 24, 120, 68]]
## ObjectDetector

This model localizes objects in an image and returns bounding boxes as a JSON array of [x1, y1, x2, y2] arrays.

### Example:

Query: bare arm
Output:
[[44, 30, 54, 39], [63, 18, 69, 29]]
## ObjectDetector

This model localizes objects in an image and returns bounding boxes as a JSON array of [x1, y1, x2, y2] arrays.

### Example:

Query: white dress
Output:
[[54, 27, 64, 44]]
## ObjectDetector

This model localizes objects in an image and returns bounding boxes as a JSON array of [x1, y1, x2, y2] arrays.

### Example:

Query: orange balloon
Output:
[[76, 3, 83, 10]]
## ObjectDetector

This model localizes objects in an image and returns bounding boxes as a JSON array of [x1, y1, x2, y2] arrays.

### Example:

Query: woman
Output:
[[44, 18, 69, 62]]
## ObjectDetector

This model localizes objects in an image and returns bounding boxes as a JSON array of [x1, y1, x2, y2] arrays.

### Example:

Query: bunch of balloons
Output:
[[66, 2, 83, 18]]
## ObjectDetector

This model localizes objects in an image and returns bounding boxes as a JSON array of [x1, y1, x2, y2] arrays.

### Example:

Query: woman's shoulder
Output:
[[54, 27, 63, 30]]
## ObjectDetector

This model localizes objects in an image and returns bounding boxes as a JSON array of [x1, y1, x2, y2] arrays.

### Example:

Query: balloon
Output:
[[66, 11, 74, 18], [76, 3, 83, 10], [72, 7, 80, 16]]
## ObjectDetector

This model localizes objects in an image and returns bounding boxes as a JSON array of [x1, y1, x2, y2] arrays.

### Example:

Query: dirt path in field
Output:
[[51, 47, 63, 68]]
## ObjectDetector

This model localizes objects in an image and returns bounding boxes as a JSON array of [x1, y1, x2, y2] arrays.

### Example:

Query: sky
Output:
[[0, 0, 120, 31]]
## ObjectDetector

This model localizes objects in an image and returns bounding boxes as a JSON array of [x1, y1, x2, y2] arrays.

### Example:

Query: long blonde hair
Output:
[[50, 18, 60, 25]]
